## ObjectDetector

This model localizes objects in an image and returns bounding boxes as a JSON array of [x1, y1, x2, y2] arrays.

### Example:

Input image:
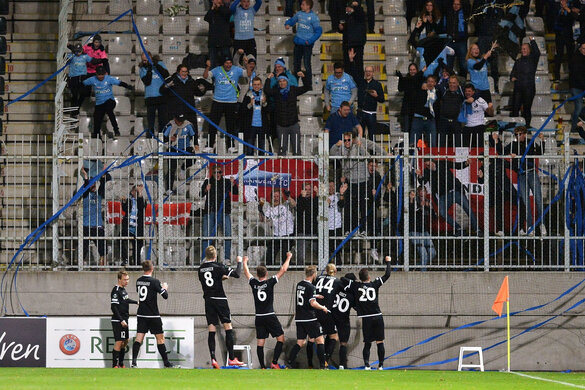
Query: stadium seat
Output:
[[134, 96, 148, 116], [162, 0, 187, 14], [188, 36, 208, 55], [254, 16, 267, 32], [269, 35, 294, 55], [386, 76, 400, 96], [135, 16, 161, 35], [388, 96, 401, 115], [106, 116, 133, 137], [188, 16, 207, 36], [105, 137, 132, 156], [187, 160, 208, 180], [78, 116, 93, 135], [163, 55, 183, 74], [534, 75, 551, 95], [531, 116, 552, 130], [299, 116, 322, 135], [134, 138, 159, 155], [383, 17, 408, 36], [386, 56, 410, 75], [301, 134, 319, 156], [163, 16, 187, 35], [109, 55, 132, 76], [82, 137, 103, 156], [488, 76, 496, 95], [385, 36, 409, 56], [256, 38, 267, 55], [188, 179, 205, 199], [189, 0, 208, 15], [532, 95, 553, 116], [497, 79, 514, 96], [537, 56, 548, 74], [114, 96, 132, 115], [134, 116, 147, 135], [299, 95, 323, 116], [525, 16, 545, 34], [383, 0, 405, 16], [267, 0, 285, 15], [162, 36, 187, 54], [497, 56, 515, 75], [136, 0, 161, 15], [269, 17, 291, 35], [109, 0, 132, 15], [108, 35, 133, 55], [136, 35, 160, 55]]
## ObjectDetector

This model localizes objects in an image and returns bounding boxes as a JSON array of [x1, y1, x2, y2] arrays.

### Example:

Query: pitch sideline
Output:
[[510, 371, 585, 388]]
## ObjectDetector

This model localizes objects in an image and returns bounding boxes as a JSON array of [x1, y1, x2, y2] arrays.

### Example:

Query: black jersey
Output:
[[295, 280, 318, 321], [136, 275, 168, 318], [249, 276, 278, 315], [331, 281, 354, 321], [110, 285, 137, 322], [315, 275, 344, 309], [198, 260, 241, 299], [345, 262, 391, 317]]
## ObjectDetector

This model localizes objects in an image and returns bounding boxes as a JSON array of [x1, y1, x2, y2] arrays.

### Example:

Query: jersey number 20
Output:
[[358, 287, 376, 302]]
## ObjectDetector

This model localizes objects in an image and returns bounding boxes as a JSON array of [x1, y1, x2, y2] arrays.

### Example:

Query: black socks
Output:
[[225, 329, 235, 360], [377, 343, 385, 368], [273, 341, 283, 364], [316, 343, 326, 368], [257, 345, 265, 369], [112, 349, 119, 367], [363, 342, 371, 367], [157, 343, 169, 365], [208, 331, 216, 360], [131, 341, 141, 365], [306, 341, 314, 368], [339, 344, 348, 368]]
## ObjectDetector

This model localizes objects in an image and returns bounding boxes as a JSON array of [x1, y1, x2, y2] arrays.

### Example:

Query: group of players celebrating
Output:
[[110, 246, 392, 370]]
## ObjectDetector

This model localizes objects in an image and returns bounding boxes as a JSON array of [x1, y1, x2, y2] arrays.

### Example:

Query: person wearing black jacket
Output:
[[340, 1, 367, 81], [443, 0, 470, 77], [437, 75, 464, 146], [296, 183, 318, 264], [119, 182, 146, 267], [206, 0, 232, 68], [347, 48, 385, 141], [474, 0, 505, 90], [503, 126, 546, 236], [409, 186, 436, 271], [417, 158, 480, 235], [570, 43, 585, 134], [510, 38, 540, 128], [397, 64, 424, 133], [409, 1, 445, 68], [552, 0, 575, 82], [110, 270, 138, 368], [410, 75, 440, 147], [263, 71, 311, 155], [201, 165, 239, 262], [160, 64, 212, 135]]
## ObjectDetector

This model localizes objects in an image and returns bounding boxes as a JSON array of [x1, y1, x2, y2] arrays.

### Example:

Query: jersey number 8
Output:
[[138, 285, 148, 302], [358, 287, 376, 302], [204, 271, 214, 287]]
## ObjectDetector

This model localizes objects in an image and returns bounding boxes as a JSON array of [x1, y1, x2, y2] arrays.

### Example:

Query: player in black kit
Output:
[[286, 265, 329, 369], [198, 245, 244, 368], [315, 263, 344, 367], [345, 256, 391, 370], [331, 272, 356, 369], [111, 270, 137, 368], [243, 252, 292, 369], [131, 260, 177, 368]]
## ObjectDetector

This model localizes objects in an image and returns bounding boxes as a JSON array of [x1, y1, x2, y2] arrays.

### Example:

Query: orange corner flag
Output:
[[492, 276, 509, 317]]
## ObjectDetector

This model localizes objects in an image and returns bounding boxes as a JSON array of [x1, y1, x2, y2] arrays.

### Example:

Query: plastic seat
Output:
[[114, 96, 132, 115], [136, 35, 160, 55], [534, 75, 551, 95], [385, 36, 408, 55], [256, 37, 267, 55], [531, 116, 552, 130], [497, 56, 515, 75], [497, 79, 514, 96], [136, 0, 161, 15], [162, 0, 187, 14], [388, 96, 401, 114], [109, 55, 132, 76], [526, 16, 544, 34], [267, 0, 285, 15], [134, 96, 147, 116], [163, 55, 182, 74], [383, 17, 407, 35], [134, 138, 159, 155], [162, 35, 187, 54], [299, 116, 323, 135], [82, 137, 103, 156], [269, 35, 294, 55], [188, 16, 207, 36], [386, 56, 410, 75], [189, 0, 208, 15], [537, 56, 548, 73], [105, 136, 132, 156], [298, 95, 323, 116], [108, 35, 133, 55], [383, 0, 405, 15], [78, 116, 93, 135], [109, 0, 132, 15], [254, 17, 266, 32], [135, 16, 161, 35], [386, 76, 400, 96], [106, 115, 133, 136], [532, 95, 553, 116], [301, 134, 319, 156], [163, 16, 187, 35], [488, 76, 496, 95], [269, 16, 291, 35]]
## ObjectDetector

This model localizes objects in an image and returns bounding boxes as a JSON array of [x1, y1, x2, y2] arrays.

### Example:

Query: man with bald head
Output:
[[347, 48, 385, 142]]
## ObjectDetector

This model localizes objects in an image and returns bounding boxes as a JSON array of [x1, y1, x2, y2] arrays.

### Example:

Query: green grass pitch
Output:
[[2, 368, 585, 389]]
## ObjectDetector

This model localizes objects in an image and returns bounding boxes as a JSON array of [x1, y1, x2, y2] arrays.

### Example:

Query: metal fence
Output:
[[2, 129, 584, 271]]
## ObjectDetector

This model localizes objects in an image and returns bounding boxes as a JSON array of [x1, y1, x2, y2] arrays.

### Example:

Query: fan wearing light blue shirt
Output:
[[67, 43, 98, 115], [285, 0, 322, 77], [325, 62, 358, 112], [231, 0, 262, 60], [83, 66, 133, 139]]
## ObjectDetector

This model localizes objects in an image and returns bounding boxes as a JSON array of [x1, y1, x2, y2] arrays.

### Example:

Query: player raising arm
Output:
[[314, 263, 344, 367], [198, 246, 245, 368], [131, 260, 177, 368], [110, 270, 137, 368], [331, 272, 356, 369], [345, 256, 391, 370], [243, 252, 292, 369], [286, 265, 329, 369]]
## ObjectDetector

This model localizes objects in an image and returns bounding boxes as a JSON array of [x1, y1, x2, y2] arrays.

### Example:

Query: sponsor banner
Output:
[[46, 317, 194, 368], [0, 317, 46, 367]]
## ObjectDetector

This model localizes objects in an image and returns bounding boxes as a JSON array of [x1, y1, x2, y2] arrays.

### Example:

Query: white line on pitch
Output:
[[510, 371, 585, 389]]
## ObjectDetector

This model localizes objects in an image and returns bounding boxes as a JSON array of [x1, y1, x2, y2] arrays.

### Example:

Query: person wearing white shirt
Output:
[[461, 83, 493, 147], [261, 190, 296, 265]]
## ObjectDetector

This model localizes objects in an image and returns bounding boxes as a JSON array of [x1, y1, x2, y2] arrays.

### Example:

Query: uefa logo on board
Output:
[[59, 334, 80, 355]]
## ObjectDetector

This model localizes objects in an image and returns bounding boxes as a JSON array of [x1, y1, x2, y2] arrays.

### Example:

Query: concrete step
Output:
[[3, 113, 54, 121], [7, 21, 58, 34], [0, 185, 46, 198], [5, 81, 55, 94], [13, 1, 60, 15], [1, 205, 50, 219], [4, 102, 54, 115], [4, 123, 55, 135], [4, 142, 52, 156], [8, 13, 58, 22], [7, 93, 55, 101], [6, 61, 57, 74], [6, 33, 58, 42], [71, 20, 131, 34], [6, 42, 58, 54], [6, 52, 56, 61]]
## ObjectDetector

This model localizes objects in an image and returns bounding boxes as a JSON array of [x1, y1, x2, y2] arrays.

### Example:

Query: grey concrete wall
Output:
[[4, 271, 585, 371]]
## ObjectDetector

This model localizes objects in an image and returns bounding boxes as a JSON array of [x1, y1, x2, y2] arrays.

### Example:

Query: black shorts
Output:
[[137, 316, 164, 335], [361, 315, 385, 343], [295, 319, 323, 340], [255, 314, 284, 339], [112, 320, 129, 341], [205, 298, 232, 326], [333, 314, 351, 343], [315, 311, 337, 336]]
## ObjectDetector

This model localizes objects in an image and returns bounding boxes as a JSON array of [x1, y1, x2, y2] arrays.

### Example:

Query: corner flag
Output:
[[492, 276, 509, 317]]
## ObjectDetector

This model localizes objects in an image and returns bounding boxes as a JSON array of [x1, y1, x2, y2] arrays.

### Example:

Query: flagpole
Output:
[[506, 300, 510, 372]]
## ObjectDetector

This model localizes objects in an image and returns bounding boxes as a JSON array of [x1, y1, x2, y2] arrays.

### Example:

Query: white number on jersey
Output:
[[358, 287, 376, 302], [316, 277, 335, 294], [204, 271, 214, 287], [333, 294, 350, 313], [257, 289, 267, 302], [296, 289, 304, 306], [138, 285, 148, 302]]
